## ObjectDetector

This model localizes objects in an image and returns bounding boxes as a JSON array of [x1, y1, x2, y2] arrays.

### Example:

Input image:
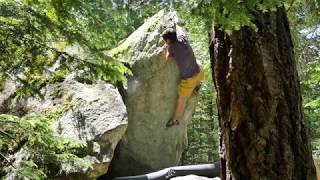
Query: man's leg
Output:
[[171, 80, 200, 122], [167, 69, 203, 127], [171, 94, 187, 122], [171, 71, 203, 122]]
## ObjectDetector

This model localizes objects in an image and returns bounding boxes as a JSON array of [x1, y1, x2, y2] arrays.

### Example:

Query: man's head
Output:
[[162, 28, 177, 45]]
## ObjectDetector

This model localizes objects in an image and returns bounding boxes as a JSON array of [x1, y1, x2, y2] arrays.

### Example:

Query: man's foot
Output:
[[166, 119, 179, 128]]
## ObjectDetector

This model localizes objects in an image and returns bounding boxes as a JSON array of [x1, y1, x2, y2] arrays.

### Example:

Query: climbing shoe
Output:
[[166, 119, 179, 128]]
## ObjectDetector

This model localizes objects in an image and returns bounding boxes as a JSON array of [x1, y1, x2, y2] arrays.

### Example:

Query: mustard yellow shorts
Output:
[[178, 68, 204, 97]]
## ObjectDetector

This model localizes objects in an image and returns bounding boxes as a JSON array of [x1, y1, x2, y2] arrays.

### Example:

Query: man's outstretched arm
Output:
[[174, 17, 187, 42], [160, 45, 170, 64], [175, 20, 183, 31]]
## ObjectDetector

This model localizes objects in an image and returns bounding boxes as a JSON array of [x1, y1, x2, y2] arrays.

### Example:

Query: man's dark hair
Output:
[[162, 28, 177, 42]]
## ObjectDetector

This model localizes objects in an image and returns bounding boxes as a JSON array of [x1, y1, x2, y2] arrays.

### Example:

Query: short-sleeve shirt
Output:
[[168, 28, 200, 79]]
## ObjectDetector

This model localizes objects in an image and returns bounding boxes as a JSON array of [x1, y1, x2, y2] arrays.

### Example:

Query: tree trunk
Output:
[[209, 7, 317, 180]]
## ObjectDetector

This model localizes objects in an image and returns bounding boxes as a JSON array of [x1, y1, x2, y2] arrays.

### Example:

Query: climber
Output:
[[160, 17, 203, 128]]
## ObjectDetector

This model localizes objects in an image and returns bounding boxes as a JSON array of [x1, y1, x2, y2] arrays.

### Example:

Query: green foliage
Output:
[[301, 45, 320, 158], [14, 160, 47, 180], [175, 0, 288, 33], [0, 113, 91, 178], [0, 0, 133, 98], [135, 0, 304, 33], [289, 0, 320, 27], [181, 83, 219, 164], [299, 48, 320, 139], [46, 94, 73, 121], [286, 0, 320, 161]]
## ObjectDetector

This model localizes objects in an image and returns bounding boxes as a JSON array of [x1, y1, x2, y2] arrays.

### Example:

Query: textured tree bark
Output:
[[209, 7, 317, 180]]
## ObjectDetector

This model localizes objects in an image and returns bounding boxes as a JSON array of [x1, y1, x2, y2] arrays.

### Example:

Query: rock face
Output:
[[107, 10, 199, 177], [0, 76, 128, 179]]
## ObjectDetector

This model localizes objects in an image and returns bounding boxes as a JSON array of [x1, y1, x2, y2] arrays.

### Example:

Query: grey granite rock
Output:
[[0, 76, 128, 179], [107, 10, 200, 176]]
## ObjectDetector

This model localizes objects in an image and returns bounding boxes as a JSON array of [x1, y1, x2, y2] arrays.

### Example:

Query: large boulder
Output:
[[106, 10, 199, 177], [0, 76, 127, 179]]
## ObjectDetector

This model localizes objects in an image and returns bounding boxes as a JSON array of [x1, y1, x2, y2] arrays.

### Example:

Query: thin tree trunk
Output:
[[209, 7, 316, 180], [208, 88, 214, 162]]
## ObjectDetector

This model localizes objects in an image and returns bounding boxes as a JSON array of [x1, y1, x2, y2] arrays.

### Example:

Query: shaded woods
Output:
[[1, 0, 319, 179]]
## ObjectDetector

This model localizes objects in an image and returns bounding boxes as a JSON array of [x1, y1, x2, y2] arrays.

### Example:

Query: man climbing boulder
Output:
[[160, 17, 203, 128]]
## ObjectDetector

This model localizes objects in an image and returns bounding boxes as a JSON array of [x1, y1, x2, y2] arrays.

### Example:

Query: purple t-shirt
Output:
[[168, 28, 200, 79]]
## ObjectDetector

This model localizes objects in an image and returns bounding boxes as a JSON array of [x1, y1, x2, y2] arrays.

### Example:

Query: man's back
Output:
[[168, 27, 200, 79]]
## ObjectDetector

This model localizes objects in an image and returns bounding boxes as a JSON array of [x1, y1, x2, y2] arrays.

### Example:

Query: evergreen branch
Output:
[[0, 119, 19, 124], [286, 0, 296, 12], [0, 129, 16, 141], [0, 152, 16, 169]]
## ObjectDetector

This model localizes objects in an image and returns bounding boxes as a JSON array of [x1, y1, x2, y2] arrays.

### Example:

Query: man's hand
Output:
[[174, 15, 182, 26], [160, 46, 169, 64], [174, 16, 184, 34]]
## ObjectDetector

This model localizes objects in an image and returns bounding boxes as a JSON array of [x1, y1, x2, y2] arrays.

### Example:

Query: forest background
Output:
[[0, 0, 319, 178]]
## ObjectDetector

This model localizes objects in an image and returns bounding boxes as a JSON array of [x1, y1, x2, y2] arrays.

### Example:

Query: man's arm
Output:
[[174, 18, 187, 42], [160, 46, 170, 64], [175, 21, 183, 31], [174, 15, 183, 31]]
